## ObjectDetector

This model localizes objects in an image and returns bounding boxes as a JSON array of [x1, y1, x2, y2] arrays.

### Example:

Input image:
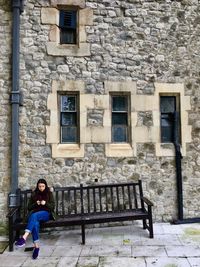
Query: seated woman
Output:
[[15, 178, 55, 259]]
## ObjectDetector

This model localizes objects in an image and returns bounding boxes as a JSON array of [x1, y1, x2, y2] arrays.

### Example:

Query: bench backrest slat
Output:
[[93, 188, 96, 213], [19, 189, 33, 219], [133, 185, 138, 209], [17, 181, 144, 219], [62, 191, 65, 216], [87, 188, 90, 213], [105, 187, 108, 212], [81, 182, 143, 214], [116, 186, 120, 210], [55, 191, 59, 214], [122, 185, 125, 210], [99, 188, 102, 212], [74, 189, 77, 214], [110, 187, 114, 211], [128, 185, 132, 210]]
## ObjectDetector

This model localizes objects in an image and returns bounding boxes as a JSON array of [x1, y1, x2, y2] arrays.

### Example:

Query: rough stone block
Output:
[[41, 8, 59, 25]]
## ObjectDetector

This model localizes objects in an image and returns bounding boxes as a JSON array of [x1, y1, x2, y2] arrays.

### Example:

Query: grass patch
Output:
[[123, 239, 131, 244], [0, 222, 8, 236], [164, 265, 178, 267], [184, 228, 200, 235], [0, 241, 8, 254]]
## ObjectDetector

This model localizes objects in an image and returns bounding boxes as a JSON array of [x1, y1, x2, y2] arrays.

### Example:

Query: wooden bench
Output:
[[7, 180, 154, 251]]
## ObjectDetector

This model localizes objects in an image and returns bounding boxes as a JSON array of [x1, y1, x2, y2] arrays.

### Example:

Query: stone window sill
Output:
[[105, 143, 134, 157], [46, 42, 90, 57], [52, 144, 84, 158]]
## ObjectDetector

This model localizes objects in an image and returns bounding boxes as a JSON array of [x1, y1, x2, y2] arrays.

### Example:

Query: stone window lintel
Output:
[[50, 0, 86, 9]]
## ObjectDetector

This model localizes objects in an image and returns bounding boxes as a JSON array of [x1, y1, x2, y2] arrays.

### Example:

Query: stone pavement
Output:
[[0, 222, 200, 267]]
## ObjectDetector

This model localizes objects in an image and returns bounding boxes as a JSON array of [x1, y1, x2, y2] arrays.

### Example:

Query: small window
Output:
[[160, 96, 180, 143], [60, 94, 79, 143], [59, 10, 77, 44], [111, 95, 130, 143]]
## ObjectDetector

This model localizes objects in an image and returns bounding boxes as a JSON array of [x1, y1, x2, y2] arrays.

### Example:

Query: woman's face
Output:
[[38, 183, 46, 192]]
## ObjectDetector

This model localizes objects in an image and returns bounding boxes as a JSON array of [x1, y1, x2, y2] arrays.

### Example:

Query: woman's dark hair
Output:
[[35, 178, 49, 194]]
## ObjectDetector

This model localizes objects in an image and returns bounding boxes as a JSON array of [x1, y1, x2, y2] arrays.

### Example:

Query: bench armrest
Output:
[[141, 197, 153, 206], [7, 207, 19, 218]]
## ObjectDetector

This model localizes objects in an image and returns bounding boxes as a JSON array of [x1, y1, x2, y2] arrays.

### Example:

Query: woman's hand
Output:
[[36, 200, 41, 205], [41, 200, 46, 205]]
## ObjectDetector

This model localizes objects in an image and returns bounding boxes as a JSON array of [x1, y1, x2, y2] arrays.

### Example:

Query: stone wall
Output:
[[1, 0, 200, 222]]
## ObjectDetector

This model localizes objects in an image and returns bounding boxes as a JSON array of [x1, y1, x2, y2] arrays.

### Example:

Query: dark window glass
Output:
[[61, 113, 77, 126], [160, 96, 180, 143], [112, 113, 128, 125], [59, 10, 77, 44], [61, 127, 77, 143], [112, 96, 128, 111], [112, 126, 127, 142], [111, 95, 129, 143], [60, 95, 79, 143], [61, 96, 76, 111], [160, 97, 176, 113]]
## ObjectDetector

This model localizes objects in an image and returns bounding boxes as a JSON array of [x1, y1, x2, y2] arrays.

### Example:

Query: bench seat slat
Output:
[[13, 209, 147, 230], [83, 209, 148, 222]]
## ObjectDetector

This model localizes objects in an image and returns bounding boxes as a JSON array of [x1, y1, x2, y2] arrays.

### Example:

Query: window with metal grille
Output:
[[60, 94, 79, 143], [59, 10, 77, 44], [111, 94, 130, 143], [160, 96, 180, 143]]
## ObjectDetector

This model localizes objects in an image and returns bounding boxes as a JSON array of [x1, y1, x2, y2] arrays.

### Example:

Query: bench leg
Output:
[[149, 219, 154, 238], [8, 228, 15, 252], [9, 235, 14, 252], [147, 206, 154, 238], [148, 216, 153, 238], [81, 225, 85, 245], [142, 219, 147, 229], [8, 218, 14, 252]]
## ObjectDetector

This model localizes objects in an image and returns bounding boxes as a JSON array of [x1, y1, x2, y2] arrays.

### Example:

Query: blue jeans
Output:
[[25, 211, 50, 243]]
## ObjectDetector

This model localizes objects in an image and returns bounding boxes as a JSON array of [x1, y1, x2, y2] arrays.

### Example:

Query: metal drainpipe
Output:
[[173, 112, 200, 224], [8, 0, 24, 207], [173, 112, 183, 221]]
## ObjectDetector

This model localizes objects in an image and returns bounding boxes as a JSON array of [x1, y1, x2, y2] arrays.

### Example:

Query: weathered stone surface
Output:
[[1, 0, 200, 224]]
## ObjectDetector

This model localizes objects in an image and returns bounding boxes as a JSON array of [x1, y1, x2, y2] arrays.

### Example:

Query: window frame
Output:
[[111, 93, 131, 144], [59, 8, 78, 45], [160, 94, 181, 144], [59, 92, 80, 144]]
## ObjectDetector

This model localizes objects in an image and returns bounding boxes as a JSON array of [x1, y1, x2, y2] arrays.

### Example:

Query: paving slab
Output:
[[101, 232, 124, 245], [162, 224, 185, 235], [52, 245, 83, 257], [76, 256, 99, 267], [166, 245, 200, 257], [145, 257, 191, 267], [22, 256, 60, 267], [57, 257, 79, 267], [81, 244, 131, 257], [3, 245, 55, 257], [131, 245, 167, 257], [152, 223, 165, 235], [187, 257, 200, 267], [0, 255, 27, 267], [1, 222, 200, 267], [84, 233, 103, 245], [39, 232, 60, 246], [140, 233, 182, 246], [178, 225, 200, 246], [98, 256, 146, 267], [122, 237, 142, 246]]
